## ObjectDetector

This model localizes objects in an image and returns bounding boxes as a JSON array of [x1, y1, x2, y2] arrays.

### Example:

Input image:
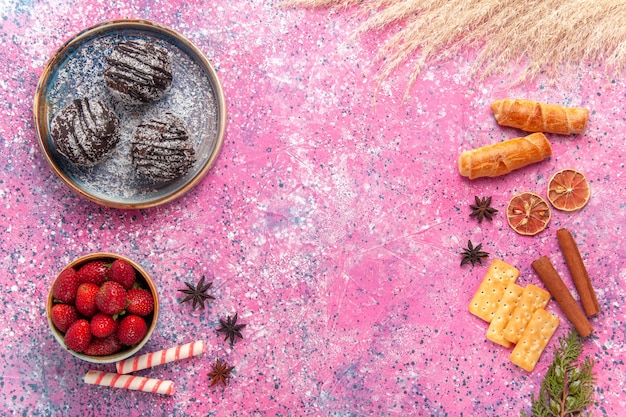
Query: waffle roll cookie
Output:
[[116, 340, 206, 374], [84, 370, 174, 395]]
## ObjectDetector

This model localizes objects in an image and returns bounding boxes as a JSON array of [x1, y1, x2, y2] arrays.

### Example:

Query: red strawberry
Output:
[[95, 281, 127, 316], [52, 267, 80, 303], [64, 319, 92, 352], [83, 334, 124, 356], [117, 315, 147, 346], [90, 313, 118, 338], [77, 260, 109, 286], [75, 283, 99, 317], [126, 288, 154, 316], [50, 304, 79, 333], [108, 259, 136, 290]]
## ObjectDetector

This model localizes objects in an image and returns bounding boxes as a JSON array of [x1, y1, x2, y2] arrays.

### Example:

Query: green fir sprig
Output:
[[521, 330, 596, 417]]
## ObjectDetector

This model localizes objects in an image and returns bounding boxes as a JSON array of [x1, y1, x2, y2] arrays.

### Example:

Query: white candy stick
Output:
[[84, 370, 174, 395], [116, 340, 206, 374]]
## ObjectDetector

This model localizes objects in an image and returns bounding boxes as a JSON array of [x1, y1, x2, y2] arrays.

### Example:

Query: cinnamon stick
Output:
[[557, 228, 600, 317], [531, 256, 593, 338]]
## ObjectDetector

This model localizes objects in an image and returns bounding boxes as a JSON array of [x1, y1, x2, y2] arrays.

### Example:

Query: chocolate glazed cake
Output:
[[131, 113, 196, 182], [104, 39, 173, 104], [50, 97, 120, 166]]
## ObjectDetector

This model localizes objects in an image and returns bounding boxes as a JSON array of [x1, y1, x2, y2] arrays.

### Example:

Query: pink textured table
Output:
[[1, 1, 625, 416]]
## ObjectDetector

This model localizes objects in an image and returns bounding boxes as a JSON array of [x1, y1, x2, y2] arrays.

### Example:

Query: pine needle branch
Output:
[[521, 330, 596, 417]]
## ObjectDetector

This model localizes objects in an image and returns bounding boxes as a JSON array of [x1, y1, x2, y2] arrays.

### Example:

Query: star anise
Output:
[[207, 358, 235, 387], [469, 196, 498, 223], [178, 276, 215, 310], [460, 240, 489, 266], [217, 312, 246, 345]]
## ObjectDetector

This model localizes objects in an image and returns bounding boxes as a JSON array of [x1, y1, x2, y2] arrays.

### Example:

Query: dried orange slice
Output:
[[547, 168, 590, 211], [506, 191, 551, 236]]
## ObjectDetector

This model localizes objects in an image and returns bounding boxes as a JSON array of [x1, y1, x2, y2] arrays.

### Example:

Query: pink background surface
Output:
[[1, 1, 625, 416]]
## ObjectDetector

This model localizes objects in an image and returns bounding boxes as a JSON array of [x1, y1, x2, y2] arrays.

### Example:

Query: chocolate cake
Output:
[[104, 39, 173, 104], [50, 98, 120, 166], [131, 113, 196, 182]]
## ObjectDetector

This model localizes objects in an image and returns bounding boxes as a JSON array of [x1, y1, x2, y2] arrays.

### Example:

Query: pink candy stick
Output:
[[84, 370, 174, 395], [116, 340, 206, 374]]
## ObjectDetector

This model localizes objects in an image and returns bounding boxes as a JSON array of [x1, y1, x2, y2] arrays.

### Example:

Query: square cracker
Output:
[[510, 308, 559, 372], [469, 259, 520, 323], [486, 282, 525, 347], [503, 284, 551, 344]]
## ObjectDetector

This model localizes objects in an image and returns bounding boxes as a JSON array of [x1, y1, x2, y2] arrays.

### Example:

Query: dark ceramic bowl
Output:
[[34, 19, 226, 208]]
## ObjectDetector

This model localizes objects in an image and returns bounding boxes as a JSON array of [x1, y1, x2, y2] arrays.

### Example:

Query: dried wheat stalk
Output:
[[283, 0, 626, 89]]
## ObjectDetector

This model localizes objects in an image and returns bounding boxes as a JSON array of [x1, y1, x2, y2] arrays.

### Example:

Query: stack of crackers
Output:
[[469, 259, 559, 372]]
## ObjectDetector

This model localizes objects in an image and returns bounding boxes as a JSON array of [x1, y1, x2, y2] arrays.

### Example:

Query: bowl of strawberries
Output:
[[47, 252, 158, 363]]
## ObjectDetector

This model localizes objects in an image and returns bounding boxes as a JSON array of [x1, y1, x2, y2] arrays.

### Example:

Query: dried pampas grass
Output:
[[283, 0, 626, 89]]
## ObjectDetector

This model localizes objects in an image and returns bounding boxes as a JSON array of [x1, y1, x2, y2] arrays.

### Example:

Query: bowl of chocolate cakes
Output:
[[34, 19, 226, 209]]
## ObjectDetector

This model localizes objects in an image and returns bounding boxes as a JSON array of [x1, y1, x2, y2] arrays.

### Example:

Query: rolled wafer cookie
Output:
[[458, 133, 552, 179], [116, 340, 206, 374], [84, 370, 174, 395]]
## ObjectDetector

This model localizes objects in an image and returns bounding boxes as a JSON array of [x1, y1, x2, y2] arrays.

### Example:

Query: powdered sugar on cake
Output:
[[132, 113, 196, 182], [104, 40, 173, 105], [50, 97, 120, 166]]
